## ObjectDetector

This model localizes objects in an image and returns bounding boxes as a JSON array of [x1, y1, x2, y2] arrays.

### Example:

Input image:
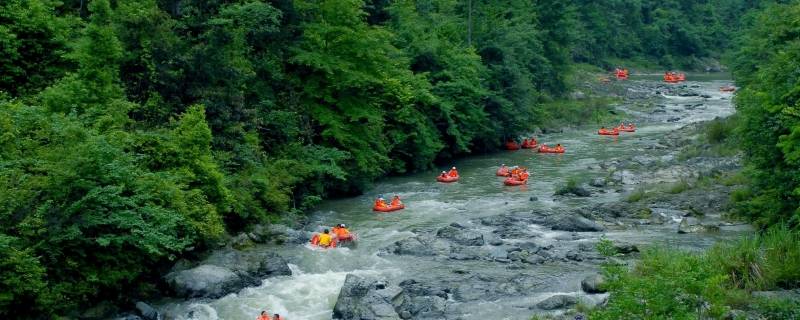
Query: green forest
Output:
[[1, 0, 798, 318]]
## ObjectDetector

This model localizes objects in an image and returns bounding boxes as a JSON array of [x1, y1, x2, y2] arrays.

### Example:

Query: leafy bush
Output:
[[591, 227, 800, 319]]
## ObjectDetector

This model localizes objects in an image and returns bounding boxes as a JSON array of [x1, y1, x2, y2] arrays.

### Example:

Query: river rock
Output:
[[555, 185, 592, 197], [581, 274, 607, 294], [678, 217, 707, 233], [391, 235, 437, 256], [536, 295, 578, 310], [135, 302, 160, 320], [201, 249, 292, 288], [333, 274, 401, 320], [436, 223, 484, 246], [164, 265, 241, 298], [551, 216, 605, 232], [614, 243, 639, 254], [394, 280, 449, 319], [589, 178, 606, 187]]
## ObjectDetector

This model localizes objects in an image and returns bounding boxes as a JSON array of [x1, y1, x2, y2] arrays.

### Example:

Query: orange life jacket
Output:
[[390, 198, 401, 206], [375, 199, 387, 207], [258, 315, 270, 320], [448, 169, 458, 177], [333, 227, 349, 238]]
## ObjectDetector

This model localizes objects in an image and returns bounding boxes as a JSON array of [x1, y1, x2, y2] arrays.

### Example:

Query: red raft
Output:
[[436, 175, 459, 183], [373, 204, 405, 212], [309, 234, 337, 248], [720, 86, 736, 92], [505, 141, 520, 150], [598, 128, 619, 136], [504, 177, 527, 186], [538, 145, 565, 154]]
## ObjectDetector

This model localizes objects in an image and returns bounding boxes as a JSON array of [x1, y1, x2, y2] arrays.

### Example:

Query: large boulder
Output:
[[436, 223, 484, 246], [394, 280, 449, 319], [134, 302, 160, 320], [581, 274, 607, 294], [391, 236, 437, 256], [200, 249, 292, 288], [536, 295, 578, 310], [551, 216, 605, 232], [332, 275, 401, 320], [164, 265, 242, 298]]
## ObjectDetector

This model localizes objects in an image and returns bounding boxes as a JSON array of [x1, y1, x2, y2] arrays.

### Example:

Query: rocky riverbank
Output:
[[329, 79, 746, 320]]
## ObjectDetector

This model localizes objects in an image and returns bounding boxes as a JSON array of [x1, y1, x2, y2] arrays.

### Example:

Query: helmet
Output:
[[452, 167, 456, 170], [341, 224, 346, 228]]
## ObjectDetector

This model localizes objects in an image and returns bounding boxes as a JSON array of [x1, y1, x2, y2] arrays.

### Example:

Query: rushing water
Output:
[[157, 75, 744, 320]]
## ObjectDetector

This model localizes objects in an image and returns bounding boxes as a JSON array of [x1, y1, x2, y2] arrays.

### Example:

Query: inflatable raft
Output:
[[538, 146, 565, 154], [504, 177, 527, 186], [436, 175, 459, 183], [373, 204, 405, 212], [598, 129, 619, 136]]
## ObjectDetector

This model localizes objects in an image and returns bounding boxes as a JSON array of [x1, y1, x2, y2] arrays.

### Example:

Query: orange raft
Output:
[[504, 177, 527, 186], [598, 128, 620, 136], [538, 145, 565, 154], [373, 204, 405, 212], [436, 175, 459, 183], [505, 141, 520, 150], [309, 234, 337, 248], [616, 125, 636, 132]]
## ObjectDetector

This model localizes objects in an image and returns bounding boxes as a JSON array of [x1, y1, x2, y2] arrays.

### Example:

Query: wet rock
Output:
[[436, 224, 485, 246], [678, 217, 710, 234], [565, 250, 582, 261], [333, 274, 401, 320], [536, 295, 578, 310], [135, 302, 160, 320], [614, 243, 639, 254], [489, 238, 504, 246], [581, 274, 607, 294], [552, 216, 605, 232], [394, 280, 449, 319], [488, 246, 509, 260], [114, 315, 143, 320], [589, 178, 606, 187], [555, 185, 592, 197], [391, 236, 437, 256], [164, 265, 242, 298], [200, 249, 291, 288]]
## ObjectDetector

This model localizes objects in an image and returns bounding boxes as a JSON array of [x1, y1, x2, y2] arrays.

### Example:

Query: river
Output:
[[157, 75, 746, 320]]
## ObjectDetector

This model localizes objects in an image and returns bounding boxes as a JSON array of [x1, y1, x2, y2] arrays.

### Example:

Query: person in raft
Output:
[[317, 229, 333, 247], [273, 314, 285, 320], [391, 195, 403, 206], [555, 143, 564, 151], [332, 223, 350, 239], [448, 167, 458, 177], [518, 169, 530, 181], [258, 311, 270, 320], [374, 195, 388, 208], [439, 171, 448, 178]]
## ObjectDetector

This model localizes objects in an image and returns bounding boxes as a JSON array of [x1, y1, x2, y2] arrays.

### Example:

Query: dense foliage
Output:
[[730, 1, 800, 228], [0, 0, 782, 316], [591, 227, 800, 319]]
